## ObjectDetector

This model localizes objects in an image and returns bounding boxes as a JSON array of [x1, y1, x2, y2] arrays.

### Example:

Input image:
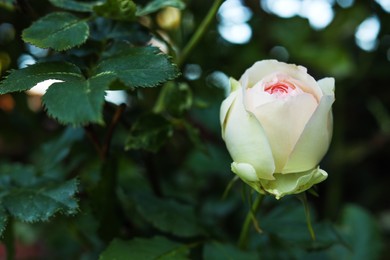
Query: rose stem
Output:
[[176, 0, 224, 67], [237, 193, 264, 250]]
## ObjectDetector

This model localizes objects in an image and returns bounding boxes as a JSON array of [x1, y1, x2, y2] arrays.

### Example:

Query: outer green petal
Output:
[[231, 162, 266, 195], [282, 84, 335, 173], [231, 162, 258, 182], [223, 90, 275, 180], [260, 167, 328, 199]]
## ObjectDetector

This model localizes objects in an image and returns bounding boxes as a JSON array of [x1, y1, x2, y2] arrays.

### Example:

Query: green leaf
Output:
[[49, 0, 103, 12], [94, 0, 136, 21], [2, 180, 78, 222], [89, 19, 151, 44], [95, 46, 179, 88], [125, 114, 173, 152], [0, 207, 7, 237], [3, 179, 79, 222], [0, 62, 82, 94], [134, 193, 203, 237], [34, 127, 84, 172], [328, 204, 383, 260], [0, 163, 40, 188], [100, 236, 189, 260], [42, 73, 114, 125], [256, 198, 346, 259], [0, 61, 114, 125], [22, 12, 89, 51], [203, 242, 259, 260], [136, 0, 185, 16]]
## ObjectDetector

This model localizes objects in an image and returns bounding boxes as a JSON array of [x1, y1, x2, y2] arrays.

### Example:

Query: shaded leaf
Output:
[[95, 46, 179, 88], [34, 127, 84, 172], [0, 62, 82, 94], [49, 0, 103, 12], [136, 0, 185, 16], [328, 204, 383, 260], [89, 19, 151, 44], [100, 236, 189, 260], [203, 241, 259, 260], [0, 207, 7, 237], [256, 198, 346, 259], [0, 163, 39, 188], [42, 73, 114, 125], [125, 114, 173, 152], [22, 12, 89, 51], [134, 193, 203, 237], [3, 179, 79, 222], [93, 0, 136, 21]]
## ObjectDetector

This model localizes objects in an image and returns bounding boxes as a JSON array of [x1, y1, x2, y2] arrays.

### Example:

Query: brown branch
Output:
[[102, 103, 127, 159], [84, 125, 104, 160]]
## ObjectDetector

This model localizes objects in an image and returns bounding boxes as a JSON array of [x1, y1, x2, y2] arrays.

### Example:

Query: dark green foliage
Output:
[[49, 0, 103, 12], [2, 179, 78, 222], [93, 0, 137, 21], [0, 163, 79, 223], [136, 0, 186, 16], [203, 241, 260, 260], [133, 193, 203, 237], [0, 208, 7, 236], [328, 205, 383, 260], [125, 114, 173, 152], [100, 236, 190, 260]]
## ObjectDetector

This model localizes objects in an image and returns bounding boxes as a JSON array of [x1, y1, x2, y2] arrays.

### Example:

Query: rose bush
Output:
[[220, 60, 335, 199]]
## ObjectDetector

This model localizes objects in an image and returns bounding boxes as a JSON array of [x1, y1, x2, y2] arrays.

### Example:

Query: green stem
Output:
[[299, 192, 316, 241], [176, 0, 224, 67], [237, 193, 264, 250]]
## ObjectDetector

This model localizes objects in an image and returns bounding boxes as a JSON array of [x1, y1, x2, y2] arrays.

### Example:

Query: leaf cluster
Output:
[[0, 0, 182, 126]]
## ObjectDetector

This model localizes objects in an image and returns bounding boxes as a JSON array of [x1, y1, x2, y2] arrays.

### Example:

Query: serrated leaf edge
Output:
[[22, 12, 90, 51]]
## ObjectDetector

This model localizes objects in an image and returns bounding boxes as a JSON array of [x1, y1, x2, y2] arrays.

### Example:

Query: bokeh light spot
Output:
[[355, 16, 381, 52], [218, 0, 252, 44]]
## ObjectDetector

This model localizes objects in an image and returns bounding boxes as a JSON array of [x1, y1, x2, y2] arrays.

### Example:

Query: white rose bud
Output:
[[220, 60, 335, 199]]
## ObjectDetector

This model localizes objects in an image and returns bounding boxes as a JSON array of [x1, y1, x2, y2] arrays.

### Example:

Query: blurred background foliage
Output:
[[0, 0, 389, 259]]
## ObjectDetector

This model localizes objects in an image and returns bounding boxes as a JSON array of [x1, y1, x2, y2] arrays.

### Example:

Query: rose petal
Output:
[[282, 92, 335, 173], [239, 60, 322, 101], [317, 77, 335, 96], [251, 93, 318, 172], [223, 90, 275, 180], [260, 167, 328, 199], [220, 89, 238, 138]]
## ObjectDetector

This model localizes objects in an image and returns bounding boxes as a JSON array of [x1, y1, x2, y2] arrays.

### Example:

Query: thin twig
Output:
[[84, 125, 103, 160], [102, 103, 127, 159], [176, 0, 224, 67]]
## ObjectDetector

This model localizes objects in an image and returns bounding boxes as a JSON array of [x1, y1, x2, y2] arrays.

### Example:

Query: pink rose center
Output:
[[264, 82, 296, 95]]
